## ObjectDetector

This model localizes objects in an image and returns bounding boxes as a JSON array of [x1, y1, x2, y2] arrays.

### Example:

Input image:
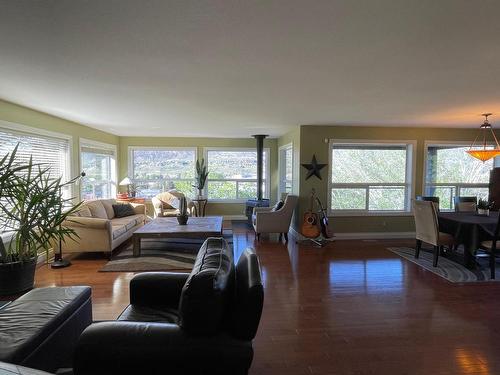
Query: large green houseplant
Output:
[[0, 145, 81, 295], [193, 158, 209, 198]]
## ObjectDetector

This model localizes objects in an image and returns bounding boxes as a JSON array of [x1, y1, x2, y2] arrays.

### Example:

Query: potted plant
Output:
[[177, 196, 189, 225], [477, 198, 493, 216], [0, 145, 81, 296], [193, 158, 209, 198]]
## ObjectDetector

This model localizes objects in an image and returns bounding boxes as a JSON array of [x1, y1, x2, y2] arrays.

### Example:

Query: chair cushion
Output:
[[85, 201, 108, 219], [178, 237, 234, 336], [480, 240, 500, 250], [118, 305, 179, 324], [230, 248, 264, 340], [112, 203, 136, 218], [438, 232, 455, 246]]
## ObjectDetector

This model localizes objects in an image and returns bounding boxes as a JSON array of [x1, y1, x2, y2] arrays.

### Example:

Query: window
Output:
[[129, 147, 196, 198], [0, 124, 71, 198], [279, 143, 293, 196], [329, 141, 414, 214], [424, 143, 495, 210], [205, 148, 270, 201], [80, 139, 117, 200]]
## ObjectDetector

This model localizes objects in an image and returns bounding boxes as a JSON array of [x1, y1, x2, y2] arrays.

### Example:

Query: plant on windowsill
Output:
[[192, 158, 209, 199], [477, 198, 493, 216], [0, 145, 82, 296], [177, 196, 189, 225]]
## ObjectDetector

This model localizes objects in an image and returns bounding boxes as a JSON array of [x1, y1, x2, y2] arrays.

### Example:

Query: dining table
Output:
[[438, 211, 498, 269]]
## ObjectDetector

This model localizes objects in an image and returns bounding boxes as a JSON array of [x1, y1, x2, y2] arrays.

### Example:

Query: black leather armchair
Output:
[[74, 238, 264, 375]]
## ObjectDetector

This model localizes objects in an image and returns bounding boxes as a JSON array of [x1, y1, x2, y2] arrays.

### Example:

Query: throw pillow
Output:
[[271, 200, 284, 212], [77, 206, 92, 217], [86, 201, 108, 219], [112, 204, 136, 218]]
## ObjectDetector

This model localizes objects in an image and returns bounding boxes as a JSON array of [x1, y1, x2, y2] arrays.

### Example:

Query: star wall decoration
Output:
[[301, 154, 327, 180]]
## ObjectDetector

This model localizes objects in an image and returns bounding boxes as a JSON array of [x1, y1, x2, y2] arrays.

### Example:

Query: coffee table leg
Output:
[[133, 235, 141, 257]]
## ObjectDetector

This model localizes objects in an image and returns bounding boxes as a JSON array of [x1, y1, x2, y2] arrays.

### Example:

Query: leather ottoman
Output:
[[0, 287, 92, 373]]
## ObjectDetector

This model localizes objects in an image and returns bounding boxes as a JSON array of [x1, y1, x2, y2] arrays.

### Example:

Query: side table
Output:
[[192, 198, 208, 217]]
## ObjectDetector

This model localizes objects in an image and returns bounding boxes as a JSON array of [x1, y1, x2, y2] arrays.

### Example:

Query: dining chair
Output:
[[478, 213, 500, 279], [413, 200, 455, 267], [454, 196, 477, 212], [416, 195, 440, 211]]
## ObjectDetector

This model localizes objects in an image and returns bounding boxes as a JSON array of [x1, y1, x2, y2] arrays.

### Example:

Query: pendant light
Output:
[[466, 113, 500, 162]]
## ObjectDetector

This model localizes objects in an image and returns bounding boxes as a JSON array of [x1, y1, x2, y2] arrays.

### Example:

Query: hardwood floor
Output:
[[33, 223, 500, 375]]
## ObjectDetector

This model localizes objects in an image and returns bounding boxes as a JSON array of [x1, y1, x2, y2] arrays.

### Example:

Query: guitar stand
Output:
[[297, 235, 335, 248]]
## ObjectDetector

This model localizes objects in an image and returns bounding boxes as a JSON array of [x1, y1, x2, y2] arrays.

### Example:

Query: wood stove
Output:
[[246, 134, 270, 225]]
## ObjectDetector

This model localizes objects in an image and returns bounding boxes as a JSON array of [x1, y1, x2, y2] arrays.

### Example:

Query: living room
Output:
[[1, 1, 500, 374]]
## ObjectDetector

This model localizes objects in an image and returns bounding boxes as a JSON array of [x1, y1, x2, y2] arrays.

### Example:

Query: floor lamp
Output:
[[51, 171, 86, 269]]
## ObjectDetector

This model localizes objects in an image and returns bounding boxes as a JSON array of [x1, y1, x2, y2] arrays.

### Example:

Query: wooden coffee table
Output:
[[132, 216, 223, 257]]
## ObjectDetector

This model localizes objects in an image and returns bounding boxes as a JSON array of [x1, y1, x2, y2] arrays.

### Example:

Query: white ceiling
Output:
[[1, 0, 500, 138]]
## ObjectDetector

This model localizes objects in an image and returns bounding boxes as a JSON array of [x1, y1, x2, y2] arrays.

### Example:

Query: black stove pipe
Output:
[[252, 134, 268, 201]]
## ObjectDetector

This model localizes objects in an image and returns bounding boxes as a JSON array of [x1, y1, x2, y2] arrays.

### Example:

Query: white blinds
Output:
[[0, 127, 70, 182]]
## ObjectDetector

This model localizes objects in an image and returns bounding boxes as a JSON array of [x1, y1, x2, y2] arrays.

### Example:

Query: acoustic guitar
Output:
[[315, 196, 333, 239], [301, 189, 321, 238]]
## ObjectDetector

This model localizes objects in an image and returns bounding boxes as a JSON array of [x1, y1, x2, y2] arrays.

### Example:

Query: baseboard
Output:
[[223, 215, 247, 221], [290, 227, 414, 241]]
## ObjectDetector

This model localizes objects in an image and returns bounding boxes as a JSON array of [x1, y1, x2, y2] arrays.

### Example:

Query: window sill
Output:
[[328, 211, 413, 217]]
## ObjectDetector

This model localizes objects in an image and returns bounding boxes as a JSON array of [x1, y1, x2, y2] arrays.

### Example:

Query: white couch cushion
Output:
[[100, 199, 116, 219], [112, 225, 127, 239], [86, 200, 108, 219]]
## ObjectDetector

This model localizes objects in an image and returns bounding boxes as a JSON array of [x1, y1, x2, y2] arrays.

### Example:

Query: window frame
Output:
[[278, 142, 294, 198], [327, 139, 416, 217], [79, 138, 118, 200], [128, 146, 198, 199], [422, 140, 497, 211], [204, 147, 271, 203]]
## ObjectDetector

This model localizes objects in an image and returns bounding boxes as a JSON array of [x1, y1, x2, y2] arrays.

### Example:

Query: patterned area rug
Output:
[[100, 230, 233, 272], [388, 246, 500, 283]]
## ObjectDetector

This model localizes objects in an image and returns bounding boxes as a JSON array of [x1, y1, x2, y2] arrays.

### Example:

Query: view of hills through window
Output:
[[330, 144, 411, 211], [425, 145, 493, 209]]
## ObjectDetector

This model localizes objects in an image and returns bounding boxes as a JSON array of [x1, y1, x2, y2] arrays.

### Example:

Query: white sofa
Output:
[[62, 199, 146, 255]]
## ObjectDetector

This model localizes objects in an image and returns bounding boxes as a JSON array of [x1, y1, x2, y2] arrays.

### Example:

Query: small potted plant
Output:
[[0, 145, 81, 295], [177, 196, 189, 225], [477, 198, 493, 216], [192, 158, 209, 198], [129, 183, 137, 198]]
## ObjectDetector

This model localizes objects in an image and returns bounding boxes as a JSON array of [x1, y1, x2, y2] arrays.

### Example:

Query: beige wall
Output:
[[0, 99, 120, 176], [119, 136, 279, 217], [298, 125, 498, 234]]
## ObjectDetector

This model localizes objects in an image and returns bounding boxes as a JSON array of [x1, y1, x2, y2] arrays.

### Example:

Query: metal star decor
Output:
[[301, 154, 327, 180]]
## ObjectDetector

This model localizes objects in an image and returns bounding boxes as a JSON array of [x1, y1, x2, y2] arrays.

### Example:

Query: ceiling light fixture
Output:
[[466, 113, 500, 162]]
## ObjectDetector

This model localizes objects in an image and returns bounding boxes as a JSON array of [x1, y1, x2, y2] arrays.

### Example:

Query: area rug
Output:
[[100, 230, 233, 272], [388, 246, 500, 283]]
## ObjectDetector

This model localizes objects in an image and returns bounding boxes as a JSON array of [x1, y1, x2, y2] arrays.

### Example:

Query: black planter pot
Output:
[[177, 215, 189, 225], [0, 257, 36, 296]]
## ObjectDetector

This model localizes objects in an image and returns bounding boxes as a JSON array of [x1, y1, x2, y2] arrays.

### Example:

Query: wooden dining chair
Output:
[[416, 195, 440, 211], [478, 213, 500, 279], [413, 200, 455, 267], [454, 196, 477, 212]]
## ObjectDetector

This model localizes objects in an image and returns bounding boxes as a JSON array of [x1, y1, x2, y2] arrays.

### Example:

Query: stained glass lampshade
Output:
[[466, 113, 500, 162]]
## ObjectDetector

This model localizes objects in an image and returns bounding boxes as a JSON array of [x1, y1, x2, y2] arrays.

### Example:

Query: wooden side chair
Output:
[[413, 200, 455, 267], [479, 213, 500, 279], [454, 196, 477, 212]]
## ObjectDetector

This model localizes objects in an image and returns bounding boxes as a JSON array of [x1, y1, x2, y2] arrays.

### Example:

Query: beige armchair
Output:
[[413, 199, 456, 267], [253, 194, 298, 242], [151, 190, 194, 218]]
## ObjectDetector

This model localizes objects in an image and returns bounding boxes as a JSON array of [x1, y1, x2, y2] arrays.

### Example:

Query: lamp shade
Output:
[[466, 113, 500, 162], [119, 177, 132, 186]]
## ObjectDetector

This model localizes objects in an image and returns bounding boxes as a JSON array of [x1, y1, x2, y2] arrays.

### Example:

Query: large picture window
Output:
[[205, 148, 270, 201], [80, 140, 117, 200], [329, 141, 414, 214], [424, 143, 494, 210], [129, 147, 196, 198]]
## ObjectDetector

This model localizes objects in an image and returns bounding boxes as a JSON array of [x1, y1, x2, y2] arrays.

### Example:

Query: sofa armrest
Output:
[[130, 203, 146, 215], [253, 207, 273, 214], [63, 217, 111, 230], [130, 272, 190, 308], [74, 321, 253, 375]]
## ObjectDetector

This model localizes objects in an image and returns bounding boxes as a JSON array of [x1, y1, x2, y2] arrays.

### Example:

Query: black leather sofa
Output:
[[74, 237, 264, 375], [0, 286, 92, 373]]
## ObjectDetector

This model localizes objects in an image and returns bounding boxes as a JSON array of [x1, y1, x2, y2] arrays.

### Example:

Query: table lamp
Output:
[[119, 177, 132, 196]]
